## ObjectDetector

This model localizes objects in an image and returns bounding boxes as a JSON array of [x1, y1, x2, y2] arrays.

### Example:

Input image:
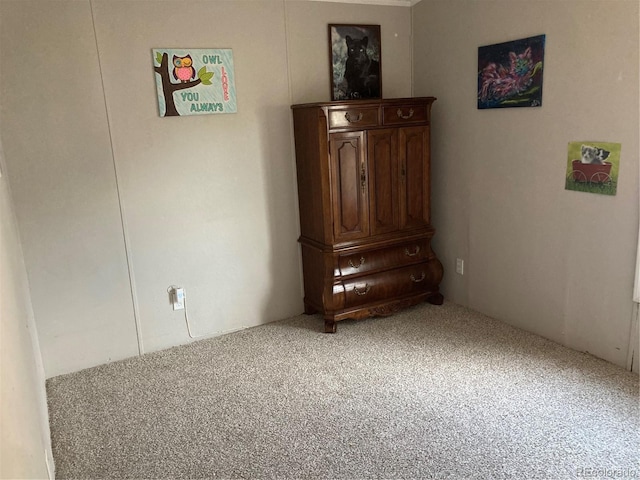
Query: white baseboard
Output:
[[627, 302, 639, 373]]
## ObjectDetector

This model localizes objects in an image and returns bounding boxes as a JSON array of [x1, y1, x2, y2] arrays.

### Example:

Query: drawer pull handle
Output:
[[410, 272, 426, 283], [360, 163, 366, 194], [405, 246, 421, 257], [354, 284, 371, 296], [345, 112, 363, 123], [397, 108, 414, 120], [348, 256, 365, 269]]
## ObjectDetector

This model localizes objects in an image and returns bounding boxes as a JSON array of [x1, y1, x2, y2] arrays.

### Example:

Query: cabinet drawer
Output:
[[382, 104, 429, 126], [328, 107, 379, 130], [339, 239, 430, 277], [343, 263, 434, 308]]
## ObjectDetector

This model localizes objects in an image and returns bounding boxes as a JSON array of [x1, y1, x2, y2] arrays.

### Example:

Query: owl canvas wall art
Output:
[[153, 48, 237, 117]]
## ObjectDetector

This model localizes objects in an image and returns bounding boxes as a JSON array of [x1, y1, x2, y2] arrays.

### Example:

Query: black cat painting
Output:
[[344, 35, 380, 99], [330, 25, 382, 101]]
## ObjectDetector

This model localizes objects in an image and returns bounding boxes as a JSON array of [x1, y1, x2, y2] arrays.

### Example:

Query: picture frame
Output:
[[477, 34, 545, 109], [329, 24, 382, 101]]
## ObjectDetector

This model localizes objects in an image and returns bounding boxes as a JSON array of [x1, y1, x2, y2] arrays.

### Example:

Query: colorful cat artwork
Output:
[[479, 47, 539, 106], [477, 35, 545, 109]]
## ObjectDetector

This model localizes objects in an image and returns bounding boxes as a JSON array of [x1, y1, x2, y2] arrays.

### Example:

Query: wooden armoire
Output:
[[291, 97, 443, 333]]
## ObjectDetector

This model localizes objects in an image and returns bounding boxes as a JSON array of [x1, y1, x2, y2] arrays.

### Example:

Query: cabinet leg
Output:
[[324, 319, 337, 333], [427, 293, 444, 305], [304, 302, 318, 315]]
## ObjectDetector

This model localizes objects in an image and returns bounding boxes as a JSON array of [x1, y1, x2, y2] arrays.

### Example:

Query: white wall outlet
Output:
[[456, 258, 464, 275], [171, 287, 185, 310]]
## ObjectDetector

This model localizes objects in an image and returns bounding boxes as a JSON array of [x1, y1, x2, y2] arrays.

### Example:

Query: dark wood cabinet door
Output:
[[399, 126, 430, 229], [329, 132, 370, 242], [367, 129, 399, 235]]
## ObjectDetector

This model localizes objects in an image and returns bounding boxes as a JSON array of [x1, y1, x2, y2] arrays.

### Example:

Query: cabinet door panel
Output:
[[368, 129, 399, 235], [399, 126, 430, 229], [330, 132, 370, 242]]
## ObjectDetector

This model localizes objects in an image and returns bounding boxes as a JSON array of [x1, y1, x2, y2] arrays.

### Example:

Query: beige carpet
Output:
[[47, 302, 639, 479]]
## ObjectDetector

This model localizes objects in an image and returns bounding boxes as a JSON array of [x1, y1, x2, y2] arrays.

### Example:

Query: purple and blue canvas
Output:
[[478, 35, 545, 109]]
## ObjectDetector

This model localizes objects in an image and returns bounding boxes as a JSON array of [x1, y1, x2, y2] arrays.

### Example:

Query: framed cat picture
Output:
[[329, 24, 382, 101], [477, 34, 545, 109]]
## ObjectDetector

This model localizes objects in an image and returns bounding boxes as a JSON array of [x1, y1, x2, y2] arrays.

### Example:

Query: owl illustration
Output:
[[172, 55, 196, 83]]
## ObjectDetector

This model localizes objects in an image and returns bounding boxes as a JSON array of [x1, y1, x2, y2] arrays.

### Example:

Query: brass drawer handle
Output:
[[397, 108, 414, 120], [354, 284, 371, 296], [405, 246, 421, 257], [345, 112, 363, 123], [348, 256, 365, 269], [410, 272, 426, 283]]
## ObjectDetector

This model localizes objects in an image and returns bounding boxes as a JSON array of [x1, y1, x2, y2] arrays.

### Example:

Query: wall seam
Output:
[[283, 0, 306, 302], [410, 1, 414, 96], [283, 0, 294, 106], [89, 0, 144, 357]]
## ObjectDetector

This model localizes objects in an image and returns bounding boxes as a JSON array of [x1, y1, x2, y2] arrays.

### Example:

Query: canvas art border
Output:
[[329, 24, 382, 101]]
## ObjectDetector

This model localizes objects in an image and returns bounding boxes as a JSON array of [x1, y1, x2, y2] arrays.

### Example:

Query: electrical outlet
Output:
[[456, 258, 464, 275], [171, 287, 185, 310]]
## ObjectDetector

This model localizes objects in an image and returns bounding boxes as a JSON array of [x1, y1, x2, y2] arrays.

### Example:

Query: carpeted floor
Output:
[[47, 302, 639, 479]]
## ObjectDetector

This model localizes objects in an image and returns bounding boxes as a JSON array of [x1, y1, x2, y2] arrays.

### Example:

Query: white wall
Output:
[[0, 140, 53, 478], [412, 0, 639, 367], [0, 0, 140, 377], [0, 0, 413, 377], [90, 0, 302, 356]]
